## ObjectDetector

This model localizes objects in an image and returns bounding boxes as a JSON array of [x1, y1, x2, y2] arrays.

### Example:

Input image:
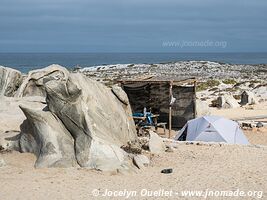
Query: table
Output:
[[132, 114, 159, 125]]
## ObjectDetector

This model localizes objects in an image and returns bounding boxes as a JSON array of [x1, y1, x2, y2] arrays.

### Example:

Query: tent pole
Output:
[[169, 82, 173, 139]]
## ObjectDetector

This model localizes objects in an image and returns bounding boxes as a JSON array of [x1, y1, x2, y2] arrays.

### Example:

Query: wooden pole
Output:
[[169, 106, 172, 138], [193, 80, 197, 118], [168, 82, 173, 139]]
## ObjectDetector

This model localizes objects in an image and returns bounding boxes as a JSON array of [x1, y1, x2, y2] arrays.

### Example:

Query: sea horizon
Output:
[[0, 52, 267, 73]]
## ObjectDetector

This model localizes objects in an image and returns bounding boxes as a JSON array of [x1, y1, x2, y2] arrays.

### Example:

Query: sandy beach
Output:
[[1, 132, 266, 200]]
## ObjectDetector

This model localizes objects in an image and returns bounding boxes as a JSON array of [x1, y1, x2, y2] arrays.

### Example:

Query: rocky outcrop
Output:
[[16, 64, 69, 97], [80, 61, 267, 84], [1, 67, 137, 171], [217, 95, 240, 109], [44, 73, 137, 170], [19, 105, 77, 168], [0, 66, 22, 97]]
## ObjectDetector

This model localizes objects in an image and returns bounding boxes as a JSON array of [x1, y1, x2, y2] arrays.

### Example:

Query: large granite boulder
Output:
[[16, 64, 69, 97], [1, 67, 137, 171], [44, 73, 137, 170], [0, 66, 22, 97], [217, 95, 240, 109]]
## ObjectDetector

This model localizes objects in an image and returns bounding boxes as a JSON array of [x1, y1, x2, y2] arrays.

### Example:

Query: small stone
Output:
[[165, 146, 174, 152], [133, 155, 150, 169], [0, 158, 6, 167], [148, 131, 166, 154], [121, 141, 142, 154], [161, 168, 173, 174], [256, 122, 264, 128]]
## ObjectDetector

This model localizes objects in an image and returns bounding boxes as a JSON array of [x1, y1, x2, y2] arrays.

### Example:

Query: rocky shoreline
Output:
[[79, 61, 267, 84], [1, 61, 267, 116], [78, 61, 267, 111]]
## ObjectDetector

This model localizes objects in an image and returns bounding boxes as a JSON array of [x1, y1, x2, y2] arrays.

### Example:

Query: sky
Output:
[[0, 0, 267, 52]]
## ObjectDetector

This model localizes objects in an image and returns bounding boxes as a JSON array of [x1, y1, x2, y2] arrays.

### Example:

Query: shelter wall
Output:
[[122, 82, 196, 128]]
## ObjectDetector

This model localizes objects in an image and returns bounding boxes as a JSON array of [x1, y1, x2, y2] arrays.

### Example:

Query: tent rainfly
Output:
[[174, 116, 249, 145]]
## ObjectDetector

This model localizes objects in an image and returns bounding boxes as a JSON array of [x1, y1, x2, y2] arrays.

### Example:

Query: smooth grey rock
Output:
[[44, 77, 91, 166], [111, 85, 129, 105], [148, 131, 166, 154], [16, 64, 69, 97], [0, 66, 22, 97], [165, 146, 174, 152], [19, 105, 77, 168], [44, 73, 137, 170], [217, 95, 240, 109], [256, 122, 264, 128], [4, 66, 137, 172], [133, 155, 150, 169], [0, 158, 6, 167]]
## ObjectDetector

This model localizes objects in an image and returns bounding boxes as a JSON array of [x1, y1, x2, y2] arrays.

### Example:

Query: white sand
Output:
[[210, 101, 267, 120], [0, 128, 266, 200]]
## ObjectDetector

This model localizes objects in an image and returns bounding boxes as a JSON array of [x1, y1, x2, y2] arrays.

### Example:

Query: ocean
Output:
[[0, 52, 267, 73]]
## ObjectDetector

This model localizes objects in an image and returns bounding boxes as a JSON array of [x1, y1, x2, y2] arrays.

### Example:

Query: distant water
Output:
[[0, 53, 267, 73]]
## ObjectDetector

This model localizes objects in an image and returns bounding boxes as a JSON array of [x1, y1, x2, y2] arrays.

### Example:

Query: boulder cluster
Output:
[[0, 65, 140, 172]]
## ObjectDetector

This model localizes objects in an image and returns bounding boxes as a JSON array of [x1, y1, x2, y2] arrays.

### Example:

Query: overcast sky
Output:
[[0, 0, 266, 52]]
